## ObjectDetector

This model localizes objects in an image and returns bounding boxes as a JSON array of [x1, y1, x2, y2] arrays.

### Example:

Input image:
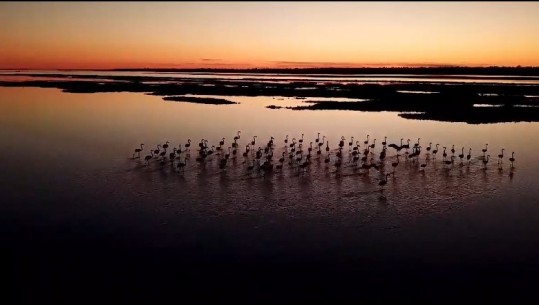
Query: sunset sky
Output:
[[1, 2, 539, 69]]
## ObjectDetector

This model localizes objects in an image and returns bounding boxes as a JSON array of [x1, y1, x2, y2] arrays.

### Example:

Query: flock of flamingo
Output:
[[131, 131, 516, 187]]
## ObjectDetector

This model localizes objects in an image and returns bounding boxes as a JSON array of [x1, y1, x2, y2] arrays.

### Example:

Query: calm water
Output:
[[2, 86, 539, 304]]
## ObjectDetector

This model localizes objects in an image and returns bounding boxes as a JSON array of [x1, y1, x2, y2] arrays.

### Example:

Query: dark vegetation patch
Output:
[[1, 71, 539, 123], [162, 96, 238, 105]]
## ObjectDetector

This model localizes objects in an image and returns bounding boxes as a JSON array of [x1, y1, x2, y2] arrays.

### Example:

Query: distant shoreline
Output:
[[2, 66, 539, 76]]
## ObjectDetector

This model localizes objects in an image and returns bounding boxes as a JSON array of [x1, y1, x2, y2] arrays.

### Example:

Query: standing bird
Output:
[[482, 155, 490, 167], [299, 133, 304, 144], [162, 141, 170, 150], [466, 148, 472, 164], [458, 147, 464, 163], [432, 144, 439, 158], [382, 136, 387, 146], [451, 145, 455, 156], [169, 147, 177, 163], [153, 145, 162, 158], [348, 136, 354, 151], [442, 147, 447, 159], [185, 139, 191, 152], [426, 142, 432, 153], [315, 132, 321, 144], [234, 131, 241, 141], [498, 148, 505, 164], [482, 144, 488, 156], [251, 136, 257, 147], [370, 139, 377, 150], [133, 143, 144, 159], [144, 150, 154, 166], [509, 152, 515, 167], [326, 141, 330, 152], [284, 135, 289, 146], [364, 134, 370, 146]]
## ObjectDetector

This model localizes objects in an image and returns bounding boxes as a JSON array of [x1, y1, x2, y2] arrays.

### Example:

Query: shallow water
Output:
[[2, 86, 539, 304]]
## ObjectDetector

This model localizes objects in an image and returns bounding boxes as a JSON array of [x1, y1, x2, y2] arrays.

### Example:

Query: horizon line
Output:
[[2, 65, 539, 71]]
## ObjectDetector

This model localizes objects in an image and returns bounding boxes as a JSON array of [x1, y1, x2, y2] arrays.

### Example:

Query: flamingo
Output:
[[144, 150, 154, 166], [451, 145, 455, 156], [162, 141, 170, 150], [133, 143, 144, 159], [482, 144, 488, 156], [458, 147, 464, 163], [364, 135, 370, 145], [509, 152, 515, 167], [315, 132, 321, 143], [325, 141, 330, 152], [432, 144, 439, 158], [498, 148, 505, 164], [442, 147, 447, 159], [370, 138, 377, 150], [284, 135, 289, 146], [414, 138, 421, 148], [339, 136, 345, 149], [169, 147, 177, 163], [348, 137, 354, 150], [426, 142, 432, 153], [153, 145, 161, 158], [318, 136, 326, 148], [299, 133, 304, 144], [234, 131, 241, 141], [467, 148, 472, 164], [242, 145, 250, 157], [251, 136, 257, 146], [382, 136, 387, 146], [185, 139, 191, 152]]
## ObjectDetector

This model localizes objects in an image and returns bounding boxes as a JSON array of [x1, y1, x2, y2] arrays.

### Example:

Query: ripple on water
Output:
[[126, 146, 514, 228]]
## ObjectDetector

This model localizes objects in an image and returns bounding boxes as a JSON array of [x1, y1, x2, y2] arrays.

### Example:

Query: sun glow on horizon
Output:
[[1, 2, 539, 70]]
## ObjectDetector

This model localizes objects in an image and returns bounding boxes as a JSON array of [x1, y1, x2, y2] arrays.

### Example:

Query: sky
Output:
[[1, 2, 539, 69]]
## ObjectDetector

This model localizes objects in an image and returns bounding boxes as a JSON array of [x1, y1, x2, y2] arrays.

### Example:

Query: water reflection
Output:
[[0, 87, 536, 225]]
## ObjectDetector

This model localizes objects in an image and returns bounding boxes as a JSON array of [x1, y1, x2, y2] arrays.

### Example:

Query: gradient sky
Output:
[[1, 2, 539, 69]]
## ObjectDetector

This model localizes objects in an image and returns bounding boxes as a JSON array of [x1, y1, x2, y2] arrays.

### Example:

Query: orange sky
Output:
[[1, 2, 539, 69]]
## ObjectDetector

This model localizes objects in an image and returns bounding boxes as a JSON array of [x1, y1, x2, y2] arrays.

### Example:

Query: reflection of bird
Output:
[[133, 143, 144, 158], [177, 157, 187, 172], [379, 174, 391, 186], [391, 155, 400, 173], [482, 155, 490, 167]]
